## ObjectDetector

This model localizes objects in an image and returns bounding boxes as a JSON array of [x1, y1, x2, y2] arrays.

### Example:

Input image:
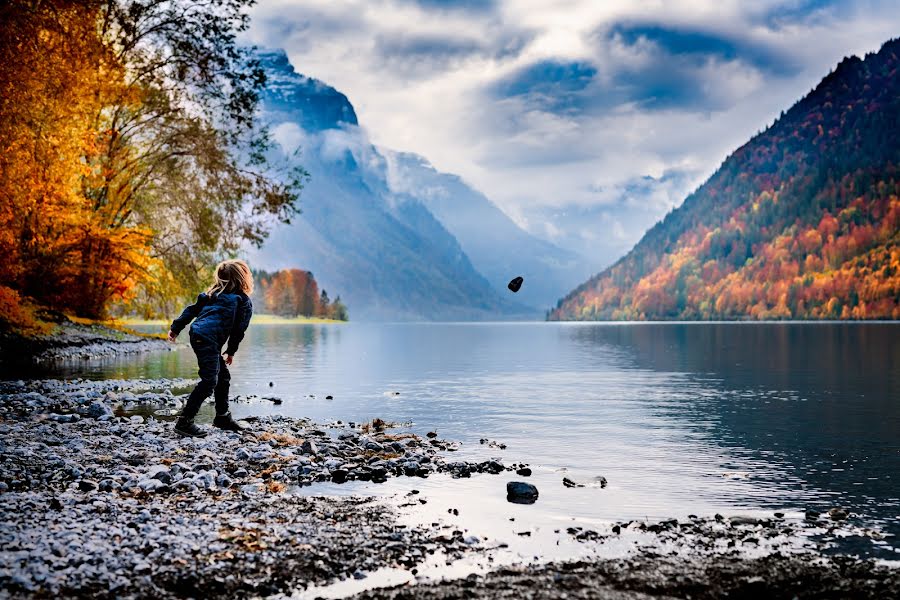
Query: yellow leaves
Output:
[[265, 481, 286, 494], [218, 526, 271, 552], [256, 431, 304, 446], [0, 1, 158, 319]]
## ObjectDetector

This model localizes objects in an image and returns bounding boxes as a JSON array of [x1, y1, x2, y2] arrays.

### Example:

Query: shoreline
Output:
[[0, 378, 897, 598], [0, 320, 170, 367], [121, 314, 347, 327], [0, 378, 519, 598]]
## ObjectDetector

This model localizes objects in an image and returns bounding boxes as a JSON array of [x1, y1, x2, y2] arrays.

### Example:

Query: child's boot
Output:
[[174, 416, 207, 438], [213, 412, 248, 432]]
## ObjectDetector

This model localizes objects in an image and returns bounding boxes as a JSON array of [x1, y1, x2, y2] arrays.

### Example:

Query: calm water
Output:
[[13, 322, 900, 559]]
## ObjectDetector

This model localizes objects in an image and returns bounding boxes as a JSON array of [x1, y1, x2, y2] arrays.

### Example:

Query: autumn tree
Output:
[[0, 0, 306, 326], [91, 0, 307, 316], [257, 268, 347, 319], [0, 0, 152, 321]]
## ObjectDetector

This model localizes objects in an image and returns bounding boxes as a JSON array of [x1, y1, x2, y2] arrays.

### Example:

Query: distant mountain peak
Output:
[[255, 47, 358, 131]]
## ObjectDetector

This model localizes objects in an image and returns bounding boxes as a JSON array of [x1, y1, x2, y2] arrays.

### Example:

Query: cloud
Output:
[[247, 0, 900, 267], [493, 59, 598, 113], [397, 0, 500, 12]]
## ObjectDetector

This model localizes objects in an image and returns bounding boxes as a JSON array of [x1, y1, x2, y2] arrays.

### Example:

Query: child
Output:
[[168, 259, 254, 437]]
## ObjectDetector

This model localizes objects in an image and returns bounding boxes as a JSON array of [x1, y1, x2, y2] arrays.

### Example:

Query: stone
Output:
[[235, 448, 251, 460], [828, 507, 849, 521], [78, 479, 98, 492], [563, 477, 584, 488], [301, 440, 318, 455], [85, 402, 113, 419], [507, 481, 539, 504], [98, 479, 118, 492], [138, 479, 165, 493], [516, 467, 532, 477], [331, 469, 348, 483], [148, 466, 172, 485]]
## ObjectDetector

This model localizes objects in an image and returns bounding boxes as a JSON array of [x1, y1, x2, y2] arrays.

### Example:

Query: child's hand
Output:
[[223, 353, 234, 365], [167, 330, 177, 343]]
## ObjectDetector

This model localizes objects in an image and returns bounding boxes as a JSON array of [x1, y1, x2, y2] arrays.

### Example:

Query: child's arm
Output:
[[224, 296, 253, 357], [169, 293, 209, 339]]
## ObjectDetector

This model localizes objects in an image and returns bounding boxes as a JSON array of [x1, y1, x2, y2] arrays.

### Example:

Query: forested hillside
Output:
[[550, 38, 900, 321], [252, 269, 347, 320]]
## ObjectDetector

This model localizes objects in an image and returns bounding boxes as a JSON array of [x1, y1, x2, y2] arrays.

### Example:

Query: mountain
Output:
[[550, 38, 900, 321], [382, 150, 596, 309], [249, 50, 538, 321]]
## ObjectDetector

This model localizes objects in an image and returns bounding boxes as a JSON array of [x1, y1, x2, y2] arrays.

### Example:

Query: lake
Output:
[[16, 322, 900, 561]]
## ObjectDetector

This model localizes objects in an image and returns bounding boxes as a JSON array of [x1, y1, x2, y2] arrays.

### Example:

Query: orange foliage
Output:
[[0, 1, 154, 325]]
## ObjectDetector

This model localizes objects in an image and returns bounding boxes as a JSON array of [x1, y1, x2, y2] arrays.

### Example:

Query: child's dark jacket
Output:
[[170, 292, 253, 355]]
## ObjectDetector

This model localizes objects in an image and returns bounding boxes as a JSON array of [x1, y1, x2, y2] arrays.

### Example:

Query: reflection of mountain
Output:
[[566, 322, 900, 557], [250, 49, 588, 320]]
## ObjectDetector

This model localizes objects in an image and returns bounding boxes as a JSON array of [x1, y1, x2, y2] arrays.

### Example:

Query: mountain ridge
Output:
[[250, 49, 538, 320], [250, 48, 591, 319], [550, 38, 900, 321]]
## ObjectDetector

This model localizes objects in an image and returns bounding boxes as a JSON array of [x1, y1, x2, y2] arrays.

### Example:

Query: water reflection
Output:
[[563, 323, 900, 554], [8, 322, 899, 557]]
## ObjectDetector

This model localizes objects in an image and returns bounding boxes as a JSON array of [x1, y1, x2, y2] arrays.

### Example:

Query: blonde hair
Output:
[[206, 259, 254, 296]]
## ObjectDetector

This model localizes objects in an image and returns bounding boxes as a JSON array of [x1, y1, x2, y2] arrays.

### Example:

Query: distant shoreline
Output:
[[121, 314, 346, 327]]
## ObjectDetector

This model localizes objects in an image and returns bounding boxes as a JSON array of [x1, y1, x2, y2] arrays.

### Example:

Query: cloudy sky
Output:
[[246, 0, 900, 263]]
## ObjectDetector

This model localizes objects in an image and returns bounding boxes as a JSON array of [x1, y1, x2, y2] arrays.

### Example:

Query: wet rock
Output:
[[484, 460, 505, 474], [516, 467, 532, 477], [563, 477, 584, 488], [507, 481, 539, 504], [301, 440, 318, 455], [84, 401, 113, 419], [828, 507, 849, 521], [331, 469, 348, 484]]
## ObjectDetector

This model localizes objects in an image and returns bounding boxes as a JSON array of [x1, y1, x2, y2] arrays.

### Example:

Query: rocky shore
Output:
[[0, 378, 516, 598], [0, 320, 170, 366], [1, 378, 897, 599], [350, 552, 900, 599]]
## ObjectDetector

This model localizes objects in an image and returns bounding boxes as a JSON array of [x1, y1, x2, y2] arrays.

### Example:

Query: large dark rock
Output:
[[507, 481, 538, 504]]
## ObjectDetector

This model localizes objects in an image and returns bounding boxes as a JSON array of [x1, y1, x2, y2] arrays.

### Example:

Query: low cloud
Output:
[[247, 0, 900, 268]]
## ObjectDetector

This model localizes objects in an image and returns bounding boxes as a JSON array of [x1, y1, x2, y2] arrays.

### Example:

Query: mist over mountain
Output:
[[382, 150, 596, 310], [249, 49, 589, 320]]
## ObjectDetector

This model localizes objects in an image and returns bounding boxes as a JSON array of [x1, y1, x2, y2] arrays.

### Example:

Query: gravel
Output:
[[0, 378, 516, 598]]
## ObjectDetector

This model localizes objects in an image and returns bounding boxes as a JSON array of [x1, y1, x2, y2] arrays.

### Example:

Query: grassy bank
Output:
[[121, 314, 345, 327]]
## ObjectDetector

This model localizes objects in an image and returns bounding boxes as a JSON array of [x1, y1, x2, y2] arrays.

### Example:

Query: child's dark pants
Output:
[[181, 332, 231, 420]]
